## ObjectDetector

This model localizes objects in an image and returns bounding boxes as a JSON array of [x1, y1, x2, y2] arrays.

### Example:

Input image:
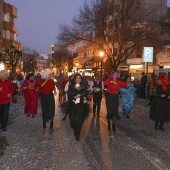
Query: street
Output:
[[0, 95, 170, 170]]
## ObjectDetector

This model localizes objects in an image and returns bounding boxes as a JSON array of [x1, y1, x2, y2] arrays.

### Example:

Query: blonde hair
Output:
[[1, 70, 9, 77]]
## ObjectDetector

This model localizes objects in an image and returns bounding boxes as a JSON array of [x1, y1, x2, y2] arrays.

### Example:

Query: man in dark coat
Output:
[[140, 72, 147, 100]]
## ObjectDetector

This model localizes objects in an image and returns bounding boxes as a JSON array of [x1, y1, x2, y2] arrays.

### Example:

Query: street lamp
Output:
[[99, 51, 104, 77]]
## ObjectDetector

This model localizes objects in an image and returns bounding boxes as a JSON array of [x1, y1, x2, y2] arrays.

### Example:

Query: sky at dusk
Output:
[[5, 0, 88, 54], [5, 0, 170, 54]]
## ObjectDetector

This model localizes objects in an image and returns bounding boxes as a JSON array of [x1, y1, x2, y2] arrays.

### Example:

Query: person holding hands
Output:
[[0, 70, 15, 132], [104, 71, 129, 131]]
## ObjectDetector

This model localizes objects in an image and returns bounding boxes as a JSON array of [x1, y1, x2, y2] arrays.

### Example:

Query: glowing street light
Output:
[[99, 51, 104, 77]]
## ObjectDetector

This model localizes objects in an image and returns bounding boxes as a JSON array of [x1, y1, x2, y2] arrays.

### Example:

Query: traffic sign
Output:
[[143, 47, 153, 62]]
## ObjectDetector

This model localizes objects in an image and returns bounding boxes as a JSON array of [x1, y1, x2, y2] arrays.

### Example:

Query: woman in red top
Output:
[[39, 69, 56, 129], [21, 73, 39, 117], [0, 70, 15, 132], [104, 71, 128, 131]]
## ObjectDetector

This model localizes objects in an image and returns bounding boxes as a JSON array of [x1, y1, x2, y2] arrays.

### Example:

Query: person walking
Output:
[[18, 77, 24, 96], [104, 71, 129, 131], [11, 75, 20, 106], [147, 76, 157, 105], [91, 73, 104, 118], [140, 72, 147, 100], [68, 74, 88, 141], [21, 73, 39, 118], [149, 75, 170, 131], [56, 74, 64, 105], [39, 69, 56, 129], [120, 76, 136, 119], [0, 70, 15, 132]]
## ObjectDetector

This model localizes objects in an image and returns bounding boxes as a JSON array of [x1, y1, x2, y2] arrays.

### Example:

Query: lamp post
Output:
[[99, 51, 104, 77]]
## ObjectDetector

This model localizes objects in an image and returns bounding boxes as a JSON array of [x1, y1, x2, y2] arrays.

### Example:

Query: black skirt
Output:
[[150, 96, 170, 122], [40, 93, 55, 121], [105, 93, 118, 119]]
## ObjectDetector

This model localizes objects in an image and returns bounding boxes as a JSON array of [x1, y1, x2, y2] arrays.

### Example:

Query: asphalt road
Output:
[[0, 95, 170, 170]]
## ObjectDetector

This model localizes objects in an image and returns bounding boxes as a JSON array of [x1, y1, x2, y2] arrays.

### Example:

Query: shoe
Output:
[[50, 122, 53, 129], [43, 121, 46, 128], [126, 115, 129, 119], [32, 115, 35, 118], [155, 122, 158, 130], [159, 123, 165, 131], [27, 114, 30, 117]]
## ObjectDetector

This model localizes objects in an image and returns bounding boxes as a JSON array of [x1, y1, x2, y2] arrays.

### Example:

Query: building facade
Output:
[[0, 0, 22, 72]]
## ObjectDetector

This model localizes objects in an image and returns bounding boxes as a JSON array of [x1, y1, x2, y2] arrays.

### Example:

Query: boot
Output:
[[50, 122, 53, 129], [159, 122, 165, 131], [43, 121, 46, 128], [155, 121, 158, 130]]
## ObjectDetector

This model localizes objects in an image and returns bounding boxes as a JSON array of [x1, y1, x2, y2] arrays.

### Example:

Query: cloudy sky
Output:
[[5, 0, 170, 54]]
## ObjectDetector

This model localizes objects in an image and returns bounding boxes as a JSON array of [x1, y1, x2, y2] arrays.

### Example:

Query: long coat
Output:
[[120, 83, 136, 117], [149, 85, 170, 122]]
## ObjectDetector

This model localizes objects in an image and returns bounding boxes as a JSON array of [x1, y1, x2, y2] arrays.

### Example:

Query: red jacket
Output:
[[104, 78, 127, 95], [0, 80, 15, 104]]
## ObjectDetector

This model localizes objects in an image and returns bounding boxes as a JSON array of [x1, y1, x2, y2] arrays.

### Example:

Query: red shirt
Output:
[[104, 78, 127, 95], [61, 80, 68, 88], [39, 79, 55, 94], [0, 80, 15, 104]]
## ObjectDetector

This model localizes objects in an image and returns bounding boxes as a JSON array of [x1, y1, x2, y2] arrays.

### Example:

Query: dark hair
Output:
[[125, 75, 131, 81], [68, 74, 83, 92], [26, 73, 34, 80]]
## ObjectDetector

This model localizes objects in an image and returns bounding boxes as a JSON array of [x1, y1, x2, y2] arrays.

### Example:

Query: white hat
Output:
[[42, 69, 52, 79]]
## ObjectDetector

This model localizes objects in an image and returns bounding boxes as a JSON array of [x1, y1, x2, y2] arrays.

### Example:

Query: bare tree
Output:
[[57, 0, 170, 70], [22, 46, 39, 55], [52, 47, 73, 73]]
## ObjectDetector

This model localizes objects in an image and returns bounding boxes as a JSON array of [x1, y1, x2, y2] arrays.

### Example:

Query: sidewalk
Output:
[[0, 96, 90, 170]]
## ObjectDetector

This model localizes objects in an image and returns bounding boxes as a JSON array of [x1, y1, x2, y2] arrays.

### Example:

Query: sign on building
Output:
[[143, 47, 153, 62]]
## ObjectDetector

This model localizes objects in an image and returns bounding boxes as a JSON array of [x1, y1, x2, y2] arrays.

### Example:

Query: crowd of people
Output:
[[0, 69, 169, 141]]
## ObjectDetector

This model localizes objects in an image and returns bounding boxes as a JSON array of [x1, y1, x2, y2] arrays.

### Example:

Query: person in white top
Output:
[[64, 75, 75, 101], [11, 75, 20, 106]]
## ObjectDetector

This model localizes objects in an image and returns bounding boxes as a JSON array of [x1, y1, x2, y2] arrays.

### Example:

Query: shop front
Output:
[[127, 58, 153, 81]]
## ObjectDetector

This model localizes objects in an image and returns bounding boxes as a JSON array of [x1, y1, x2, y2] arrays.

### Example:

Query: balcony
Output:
[[3, 21, 13, 32], [13, 26, 18, 34], [12, 6, 18, 18], [3, 3, 17, 18]]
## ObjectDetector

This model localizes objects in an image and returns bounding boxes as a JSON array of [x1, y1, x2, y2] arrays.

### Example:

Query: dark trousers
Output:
[[69, 103, 84, 137], [41, 93, 55, 122], [0, 103, 10, 130], [141, 86, 146, 99], [93, 92, 102, 116]]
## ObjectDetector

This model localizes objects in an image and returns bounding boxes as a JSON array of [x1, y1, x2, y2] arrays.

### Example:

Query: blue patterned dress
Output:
[[119, 83, 136, 117]]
